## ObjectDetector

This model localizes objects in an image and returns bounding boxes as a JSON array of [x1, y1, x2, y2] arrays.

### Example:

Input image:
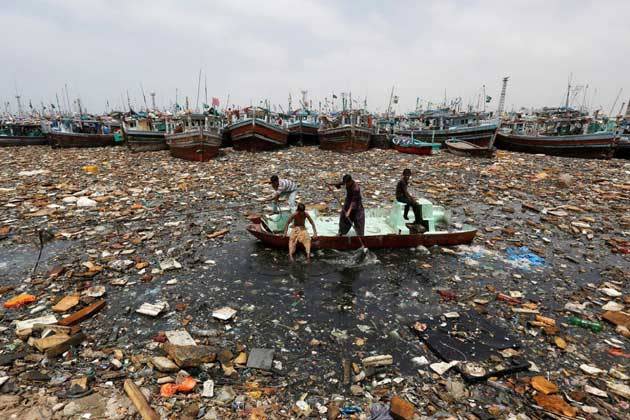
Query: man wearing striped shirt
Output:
[[264, 175, 298, 212]]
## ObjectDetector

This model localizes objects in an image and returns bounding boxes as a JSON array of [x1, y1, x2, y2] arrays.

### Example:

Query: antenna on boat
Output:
[[64, 84, 72, 116], [195, 68, 202, 113], [204, 73, 208, 111], [55, 93, 62, 117], [126, 90, 132, 112], [150, 92, 156, 111], [581, 84, 589, 113], [609, 88, 623, 118], [386, 85, 395, 119], [140, 83, 148, 111], [488, 76, 509, 150], [564, 73, 572, 109]]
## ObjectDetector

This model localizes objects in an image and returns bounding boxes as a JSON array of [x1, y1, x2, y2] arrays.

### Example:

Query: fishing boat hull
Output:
[[614, 137, 630, 159], [445, 139, 495, 158], [0, 135, 49, 147], [370, 133, 392, 149], [319, 126, 371, 153], [228, 119, 288, 152], [394, 144, 437, 155], [494, 132, 618, 159], [50, 132, 117, 148], [167, 129, 221, 162], [396, 124, 497, 146], [247, 222, 476, 250], [125, 130, 167, 152], [288, 121, 319, 145], [392, 135, 440, 155]]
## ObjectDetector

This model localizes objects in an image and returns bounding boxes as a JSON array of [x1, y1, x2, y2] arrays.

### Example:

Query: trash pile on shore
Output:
[[0, 146, 628, 419]]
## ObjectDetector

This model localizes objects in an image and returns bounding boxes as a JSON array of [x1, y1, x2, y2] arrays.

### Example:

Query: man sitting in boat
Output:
[[283, 203, 318, 262], [262, 175, 298, 212], [396, 169, 422, 226], [333, 174, 365, 236]]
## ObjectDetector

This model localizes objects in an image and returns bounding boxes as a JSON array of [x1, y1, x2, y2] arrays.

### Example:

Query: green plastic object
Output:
[[568, 316, 602, 333]]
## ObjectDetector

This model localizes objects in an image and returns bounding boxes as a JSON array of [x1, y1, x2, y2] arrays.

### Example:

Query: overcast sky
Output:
[[1, 0, 629, 115]]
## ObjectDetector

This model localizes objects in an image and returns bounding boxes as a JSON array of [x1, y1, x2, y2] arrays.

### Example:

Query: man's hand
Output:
[[345, 209, 351, 219]]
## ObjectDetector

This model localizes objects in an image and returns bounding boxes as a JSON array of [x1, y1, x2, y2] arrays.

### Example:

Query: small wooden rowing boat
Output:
[[247, 199, 476, 250], [494, 131, 618, 159], [445, 139, 495, 158]]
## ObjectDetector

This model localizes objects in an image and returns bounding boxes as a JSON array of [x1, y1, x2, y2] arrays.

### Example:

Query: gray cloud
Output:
[[2, 0, 628, 115]]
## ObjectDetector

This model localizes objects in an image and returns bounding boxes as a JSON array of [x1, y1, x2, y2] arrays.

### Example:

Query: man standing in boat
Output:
[[332, 174, 365, 236], [263, 175, 298, 212], [396, 169, 423, 225]]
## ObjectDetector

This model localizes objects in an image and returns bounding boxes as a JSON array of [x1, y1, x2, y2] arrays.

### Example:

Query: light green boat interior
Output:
[[264, 198, 461, 236]]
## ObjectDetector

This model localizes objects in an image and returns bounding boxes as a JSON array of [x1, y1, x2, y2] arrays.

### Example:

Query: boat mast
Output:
[[564, 73, 572, 109], [195, 68, 202, 113], [482, 85, 486, 113], [386, 85, 394, 119], [488, 76, 509, 149], [608, 88, 623, 118], [140, 83, 148, 111], [204, 73, 208, 110]]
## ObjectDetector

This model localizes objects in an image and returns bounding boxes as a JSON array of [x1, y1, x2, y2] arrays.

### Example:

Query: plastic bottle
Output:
[[568, 316, 602, 333]]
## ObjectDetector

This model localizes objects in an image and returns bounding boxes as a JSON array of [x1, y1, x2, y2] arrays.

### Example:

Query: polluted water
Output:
[[0, 146, 628, 418]]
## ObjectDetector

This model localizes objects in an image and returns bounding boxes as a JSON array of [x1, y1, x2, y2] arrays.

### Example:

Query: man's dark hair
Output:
[[297, 203, 305, 212], [403, 169, 412, 176], [342, 174, 352, 183], [270, 175, 279, 183]]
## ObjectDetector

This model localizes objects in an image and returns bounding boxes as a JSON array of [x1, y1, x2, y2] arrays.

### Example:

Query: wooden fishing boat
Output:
[[227, 118, 288, 152], [288, 120, 319, 145], [392, 135, 440, 155], [122, 117, 167, 152], [445, 139, 495, 158], [167, 128, 221, 162], [494, 131, 618, 159], [0, 135, 49, 147], [615, 137, 630, 159], [247, 200, 477, 250], [50, 132, 117, 148], [319, 126, 371, 153], [0, 122, 49, 146], [124, 129, 167, 152], [397, 122, 498, 146]]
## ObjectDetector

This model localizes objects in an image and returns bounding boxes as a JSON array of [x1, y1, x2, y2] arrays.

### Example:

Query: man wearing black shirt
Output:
[[396, 169, 422, 225]]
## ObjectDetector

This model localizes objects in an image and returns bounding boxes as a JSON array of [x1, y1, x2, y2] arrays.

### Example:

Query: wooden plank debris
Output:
[[58, 300, 106, 326], [45, 332, 86, 357], [124, 379, 160, 420]]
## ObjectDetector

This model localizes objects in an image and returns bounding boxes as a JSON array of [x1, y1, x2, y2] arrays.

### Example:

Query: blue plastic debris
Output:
[[340, 405, 363, 415], [505, 246, 545, 268]]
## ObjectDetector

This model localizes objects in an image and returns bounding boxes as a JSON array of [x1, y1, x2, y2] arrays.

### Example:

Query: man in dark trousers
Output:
[[396, 168, 422, 224], [333, 174, 365, 236]]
